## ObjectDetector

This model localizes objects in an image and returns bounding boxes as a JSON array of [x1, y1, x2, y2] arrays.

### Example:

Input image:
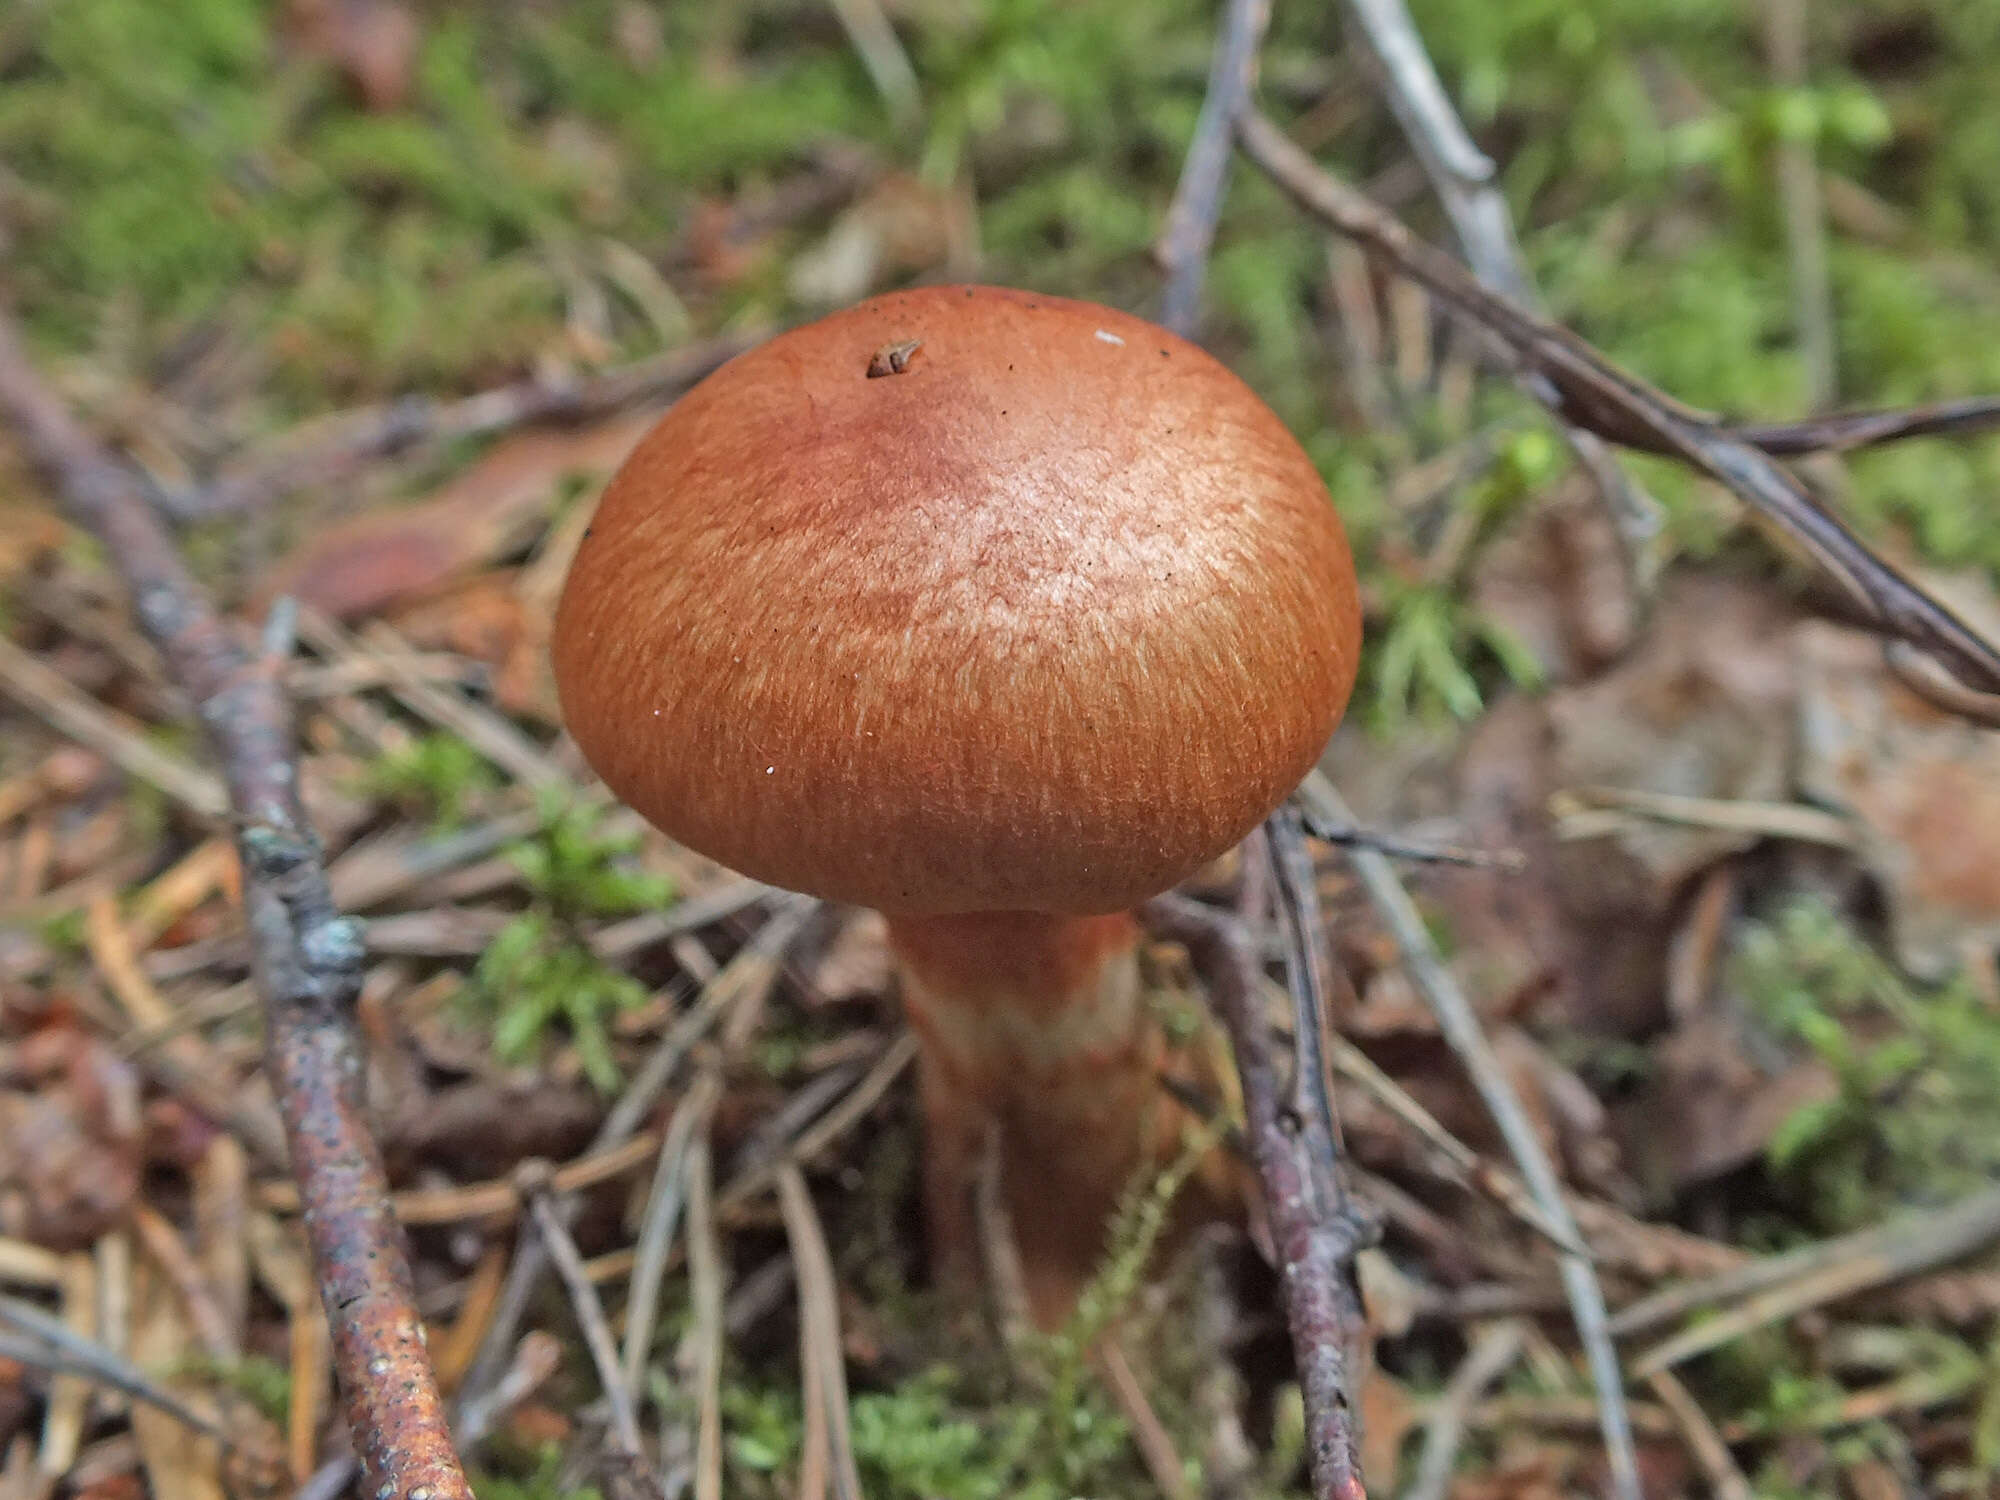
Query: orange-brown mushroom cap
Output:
[[553, 285, 1360, 916]]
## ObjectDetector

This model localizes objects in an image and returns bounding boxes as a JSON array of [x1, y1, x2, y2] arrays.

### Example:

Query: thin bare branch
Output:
[[0, 1298, 230, 1448], [161, 331, 760, 520], [1728, 394, 2000, 454], [0, 312, 470, 1500], [1335, 0, 1662, 564], [1156, 0, 1272, 335], [1237, 111, 2000, 703], [1298, 774, 1640, 1500], [1298, 806, 1526, 870], [1142, 893, 1370, 1500]]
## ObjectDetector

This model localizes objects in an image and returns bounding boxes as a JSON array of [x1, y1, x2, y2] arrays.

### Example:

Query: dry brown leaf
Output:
[[0, 1026, 142, 1252], [1796, 612, 2000, 978], [260, 410, 655, 623], [285, 0, 420, 112], [1622, 1010, 1837, 1196]]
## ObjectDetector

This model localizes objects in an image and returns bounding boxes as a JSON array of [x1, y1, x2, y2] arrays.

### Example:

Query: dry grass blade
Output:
[[460, 894, 813, 1405], [824, 0, 920, 126], [1633, 1184, 2000, 1376], [777, 1165, 863, 1500], [1300, 772, 1640, 1500], [0, 1241, 64, 1291], [259, 1131, 660, 1224], [683, 1138, 726, 1500], [1551, 786, 1856, 848], [0, 634, 225, 818], [129, 1206, 235, 1360], [1612, 1182, 2000, 1337], [621, 1068, 723, 1394], [1321, 1031, 1579, 1254], [1098, 1336, 1194, 1500], [297, 607, 566, 788], [526, 1181, 649, 1475], [32, 1256, 94, 1479], [718, 1030, 917, 1214], [1645, 1370, 1753, 1500]]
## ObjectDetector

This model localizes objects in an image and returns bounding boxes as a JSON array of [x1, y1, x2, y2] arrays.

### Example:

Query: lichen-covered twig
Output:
[[0, 313, 471, 1500]]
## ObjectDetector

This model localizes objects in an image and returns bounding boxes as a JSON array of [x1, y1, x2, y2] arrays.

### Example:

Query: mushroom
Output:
[[553, 284, 1360, 1324]]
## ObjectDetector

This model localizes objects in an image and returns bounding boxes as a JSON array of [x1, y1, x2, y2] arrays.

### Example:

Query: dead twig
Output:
[[1299, 773, 1640, 1500], [1728, 394, 2000, 455], [1237, 110, 2000, 705], [1142, 893, 1370, 1500], [161, 332, 760, 520], [1299, 810, 1526, 871], [0, 312, 470, 1500], [1156, 0, 1271, 334]]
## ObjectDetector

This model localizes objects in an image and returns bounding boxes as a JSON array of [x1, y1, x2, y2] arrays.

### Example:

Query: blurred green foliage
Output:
[[359, 729, 500, 829]]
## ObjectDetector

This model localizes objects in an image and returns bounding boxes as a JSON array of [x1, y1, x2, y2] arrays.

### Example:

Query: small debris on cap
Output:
[[866, 339, 923, 378]]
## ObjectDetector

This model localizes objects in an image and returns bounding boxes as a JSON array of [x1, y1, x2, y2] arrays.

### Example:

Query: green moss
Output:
[[462, 793, 674, 1091], [358, 731, 500, 830], [1733, 899, 2000, 1233]]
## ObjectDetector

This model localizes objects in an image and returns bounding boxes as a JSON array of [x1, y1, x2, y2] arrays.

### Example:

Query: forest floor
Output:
[[4, 1, 2000, 1496]]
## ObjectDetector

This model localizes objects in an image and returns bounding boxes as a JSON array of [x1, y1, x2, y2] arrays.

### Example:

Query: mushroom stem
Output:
[[884, 910, 1179, 1327]]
